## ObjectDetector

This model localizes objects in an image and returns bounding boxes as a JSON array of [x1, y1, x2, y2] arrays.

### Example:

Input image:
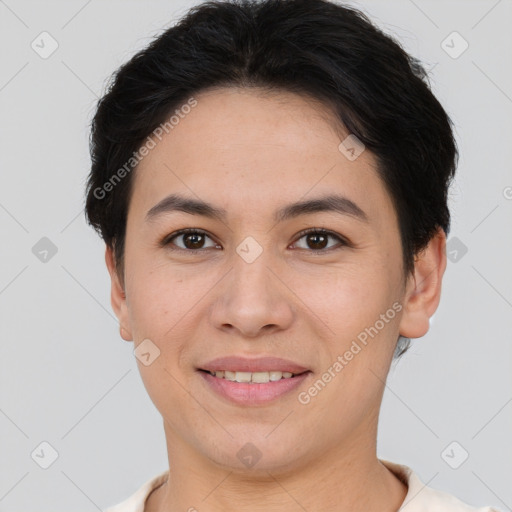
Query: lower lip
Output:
[[199, 370, 311, 406]]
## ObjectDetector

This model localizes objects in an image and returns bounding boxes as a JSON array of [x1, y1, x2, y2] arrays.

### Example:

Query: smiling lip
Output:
[[199, 370, 311, 406], [197, 356, 311, 406]]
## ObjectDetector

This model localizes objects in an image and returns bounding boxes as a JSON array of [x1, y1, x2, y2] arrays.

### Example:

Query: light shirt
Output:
[[103, 459, 500, 512]]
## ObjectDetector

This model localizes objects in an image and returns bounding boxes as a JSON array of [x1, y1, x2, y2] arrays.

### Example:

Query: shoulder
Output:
[[103, 470, 169, 512], [380, 459, 501, 512]]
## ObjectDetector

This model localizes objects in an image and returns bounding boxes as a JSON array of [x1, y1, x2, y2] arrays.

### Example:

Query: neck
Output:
[[147, 421, 408, 512]]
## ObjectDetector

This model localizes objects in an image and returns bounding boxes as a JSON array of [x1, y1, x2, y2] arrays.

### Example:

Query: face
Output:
[[107, 87, 444, 475]]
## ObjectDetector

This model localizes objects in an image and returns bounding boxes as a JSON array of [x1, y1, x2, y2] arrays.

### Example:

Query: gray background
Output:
[[0, 0, 511, 510]]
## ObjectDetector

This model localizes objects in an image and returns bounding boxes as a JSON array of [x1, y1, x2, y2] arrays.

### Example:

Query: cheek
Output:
[[300, 269, 402, 385], [294, 263, 396, 331], [125, 267, 195, 413], [125, 262, 189, 342], [124, 258, 222, 355]]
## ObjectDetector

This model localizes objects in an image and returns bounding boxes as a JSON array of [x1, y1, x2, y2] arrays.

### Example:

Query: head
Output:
[[85, 0, 457, 474]]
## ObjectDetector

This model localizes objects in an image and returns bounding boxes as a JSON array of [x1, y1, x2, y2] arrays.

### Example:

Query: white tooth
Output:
[[216, 370, 295, 382], [251, 372, 270, 383], [224, 371, 236, 381], [235, 371, 252, 383]]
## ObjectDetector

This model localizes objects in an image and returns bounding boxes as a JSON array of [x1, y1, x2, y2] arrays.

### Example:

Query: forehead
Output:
[[130, 87, 397, 230]]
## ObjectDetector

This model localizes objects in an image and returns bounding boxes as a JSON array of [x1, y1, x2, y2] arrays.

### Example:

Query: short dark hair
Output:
[[85, 0, 458, 358]]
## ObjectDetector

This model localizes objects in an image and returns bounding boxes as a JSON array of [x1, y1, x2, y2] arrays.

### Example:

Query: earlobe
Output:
[[119, 326, 132, 342], [398, 228, 447, 340], [105, 246, 133, 342]]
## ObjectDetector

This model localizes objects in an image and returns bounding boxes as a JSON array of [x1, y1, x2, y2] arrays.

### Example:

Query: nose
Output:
[[210, 248, 295, 338]]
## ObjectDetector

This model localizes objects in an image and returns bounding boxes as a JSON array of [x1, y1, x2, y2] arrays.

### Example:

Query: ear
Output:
[[105, 245, 133, 342], [398, 227, 447, 339]]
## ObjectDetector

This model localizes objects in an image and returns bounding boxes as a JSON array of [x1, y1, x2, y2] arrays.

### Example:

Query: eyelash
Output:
[[160, 227, 349, 255]]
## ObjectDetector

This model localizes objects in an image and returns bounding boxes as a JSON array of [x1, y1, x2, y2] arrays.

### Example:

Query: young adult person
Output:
[[84, 1, 498, 510]]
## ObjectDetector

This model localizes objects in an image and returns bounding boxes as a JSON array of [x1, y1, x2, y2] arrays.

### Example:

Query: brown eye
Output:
[[293, 229, 347, 252], [162, 229, 218, 251], [182, 232, 206, 249], [305, 232, 328, 250]]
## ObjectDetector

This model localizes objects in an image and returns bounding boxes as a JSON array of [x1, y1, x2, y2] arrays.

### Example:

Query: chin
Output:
[[198, 434, 311, 475]]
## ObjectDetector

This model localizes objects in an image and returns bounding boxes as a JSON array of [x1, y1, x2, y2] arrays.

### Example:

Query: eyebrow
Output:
[[145, 193, 369, 224]]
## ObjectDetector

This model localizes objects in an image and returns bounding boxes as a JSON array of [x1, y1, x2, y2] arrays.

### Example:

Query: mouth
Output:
[[197, 368, 312, 405]]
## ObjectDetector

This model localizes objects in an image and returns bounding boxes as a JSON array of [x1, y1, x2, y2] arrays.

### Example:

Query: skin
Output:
[[106, 87, 446, 512]]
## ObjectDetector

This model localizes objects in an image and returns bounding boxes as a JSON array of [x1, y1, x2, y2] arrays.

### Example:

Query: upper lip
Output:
[[199, 356, 310, 374]]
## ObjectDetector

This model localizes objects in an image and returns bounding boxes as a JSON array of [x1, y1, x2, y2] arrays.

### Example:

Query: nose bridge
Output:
[[211, 235, 294, 336], [231, 235, 275, 300]]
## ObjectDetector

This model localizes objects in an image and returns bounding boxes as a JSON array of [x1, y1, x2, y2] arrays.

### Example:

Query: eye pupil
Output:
[[308, 233, 328, 250], [184, 233, 204, 249]]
